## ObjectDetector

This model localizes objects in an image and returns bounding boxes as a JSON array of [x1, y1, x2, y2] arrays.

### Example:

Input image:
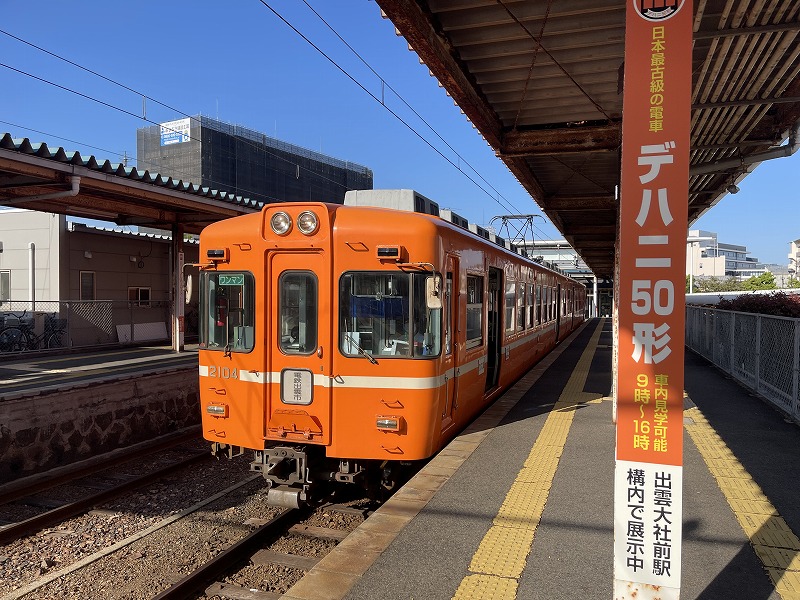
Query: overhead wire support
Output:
[[489, 214, 547, 258]]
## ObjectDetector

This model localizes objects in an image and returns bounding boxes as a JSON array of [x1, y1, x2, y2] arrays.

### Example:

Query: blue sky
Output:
[[1, 1, 798, 265]]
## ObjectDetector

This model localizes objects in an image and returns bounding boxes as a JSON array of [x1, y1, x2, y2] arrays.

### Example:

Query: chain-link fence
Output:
[[0, 300, 199, 356], [686, 306, 800, 421]]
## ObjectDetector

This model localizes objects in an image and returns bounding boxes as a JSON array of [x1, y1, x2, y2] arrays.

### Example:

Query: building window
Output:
[[128, 287, 151, 307], [0, 270, 9, 304], [80, 271, 95, 301]]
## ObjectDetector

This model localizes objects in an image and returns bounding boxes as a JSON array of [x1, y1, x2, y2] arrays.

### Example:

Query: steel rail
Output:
[[152, 507, 304, 600], [0, 428, 200, 506], [0, 451, 208, 545]]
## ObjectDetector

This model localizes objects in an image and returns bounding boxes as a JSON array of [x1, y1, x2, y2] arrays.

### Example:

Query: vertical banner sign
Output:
[[614, 1, 692, 599]]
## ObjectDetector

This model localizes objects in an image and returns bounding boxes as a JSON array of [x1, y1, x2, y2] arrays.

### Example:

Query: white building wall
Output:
[[0, 210, 198, 304], [0, 209, 64, 302]]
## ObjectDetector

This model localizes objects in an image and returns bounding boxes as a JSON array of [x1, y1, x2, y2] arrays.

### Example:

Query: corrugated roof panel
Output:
[[0, 132, 265, 210]]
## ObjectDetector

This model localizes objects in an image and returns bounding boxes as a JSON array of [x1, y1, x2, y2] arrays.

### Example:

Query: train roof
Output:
[[344, 189, 575, 280]]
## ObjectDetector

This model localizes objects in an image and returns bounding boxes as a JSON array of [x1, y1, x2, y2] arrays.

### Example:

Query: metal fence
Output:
[[0, 300, 199, 356], [686, 305, 800, 422]]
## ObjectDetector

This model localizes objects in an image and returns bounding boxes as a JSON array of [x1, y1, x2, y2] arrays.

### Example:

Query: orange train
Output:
[[197, 190, 587, 507]]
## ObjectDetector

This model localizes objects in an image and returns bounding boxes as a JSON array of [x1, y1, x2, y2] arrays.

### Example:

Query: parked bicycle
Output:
[[0, 311, 67, 353]]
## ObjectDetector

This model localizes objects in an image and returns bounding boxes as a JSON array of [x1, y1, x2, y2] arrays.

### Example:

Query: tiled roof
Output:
[[0, 133, 264, 210]]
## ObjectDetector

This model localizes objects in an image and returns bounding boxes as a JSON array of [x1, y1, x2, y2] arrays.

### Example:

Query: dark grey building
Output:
[[136, 116, 373, 205]]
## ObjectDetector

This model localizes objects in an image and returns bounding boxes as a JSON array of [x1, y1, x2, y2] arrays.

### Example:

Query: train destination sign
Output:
[[219, 274, 245, 286], [614, 0, 692, 598]]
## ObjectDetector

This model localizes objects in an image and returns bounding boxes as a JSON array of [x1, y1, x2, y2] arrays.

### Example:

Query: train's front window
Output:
[[200, 272, 255, 353], [279, 271, 318, 354], [339, 272, 441, 359]]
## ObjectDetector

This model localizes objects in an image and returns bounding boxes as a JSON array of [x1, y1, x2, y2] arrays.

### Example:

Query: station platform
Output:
[[0, 344, 197, 399], [0, 344, 200, 483], [283, 318, 800, 600]]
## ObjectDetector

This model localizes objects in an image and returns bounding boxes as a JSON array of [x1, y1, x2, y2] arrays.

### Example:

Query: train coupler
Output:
[[251, 446, 308, 487]]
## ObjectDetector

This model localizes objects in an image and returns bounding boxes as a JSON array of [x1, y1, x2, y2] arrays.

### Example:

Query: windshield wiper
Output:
[[344, 333, 378, 365]]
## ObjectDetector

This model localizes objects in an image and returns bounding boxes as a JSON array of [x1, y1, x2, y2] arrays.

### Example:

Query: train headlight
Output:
[[270, 212, 292, 236], [376, 416, 404, 432], [297, 211, 319, 235], [206, 404, 228, 417]]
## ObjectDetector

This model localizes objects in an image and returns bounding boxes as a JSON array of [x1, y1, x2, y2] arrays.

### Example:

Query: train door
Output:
[[441, 256, 458, 431], [485, 267, 502, 392], [555, 283, 562, 342], [265, 251, 332, 445]]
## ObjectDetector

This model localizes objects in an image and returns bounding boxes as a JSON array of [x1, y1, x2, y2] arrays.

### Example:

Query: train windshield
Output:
[[278, 271, 318, 354], [339, 272, 441, 359], [200, 271, 255, 353]]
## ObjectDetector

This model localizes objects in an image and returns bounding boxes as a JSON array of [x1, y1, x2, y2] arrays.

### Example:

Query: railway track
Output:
[[1, 446, 370, 600], [155, 500, 371, 600], [0, 437, 210, 545]]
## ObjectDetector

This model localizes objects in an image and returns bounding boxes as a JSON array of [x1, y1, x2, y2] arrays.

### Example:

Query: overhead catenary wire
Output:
[[298, 0, 520, 215], [0, 30, 365, 196], [0, 13, 559, 234], [254, 0, 527, 219]]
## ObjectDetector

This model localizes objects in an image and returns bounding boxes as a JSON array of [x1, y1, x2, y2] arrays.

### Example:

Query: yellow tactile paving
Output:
[[452, 319, 605, 600], [469, 526, 537, 577], [753, 546, 800, 571], [685, 405, 800, 600], [771, 570, 800, 598], [452, 574, 518, 600]]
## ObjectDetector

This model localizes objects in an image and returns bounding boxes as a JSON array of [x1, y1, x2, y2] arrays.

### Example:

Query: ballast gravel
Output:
[[0, 451, 255, 599], [2, 456, 367, 600]]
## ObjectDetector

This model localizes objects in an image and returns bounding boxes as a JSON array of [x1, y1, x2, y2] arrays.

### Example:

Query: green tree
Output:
[[741, 272, 776, 290], [692, 276, 739, 292]]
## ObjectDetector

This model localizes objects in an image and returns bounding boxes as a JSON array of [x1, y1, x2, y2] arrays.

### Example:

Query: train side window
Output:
[[516, 282, 525, 331], [279, 271, 318, 354], [412, 273, 441, 358], [526, 283, 534, 329], [466, 275, 483, 348], [535, 283, 542, 326], [504, 280, 515, 333], [200, 271, 255, 353], [445, 273, 453, 356], [545, 286, 552, 322]]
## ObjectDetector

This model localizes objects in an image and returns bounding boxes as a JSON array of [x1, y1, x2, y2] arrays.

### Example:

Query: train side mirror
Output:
[[426, 275, 442, 310], [185, 274, 193, 305]]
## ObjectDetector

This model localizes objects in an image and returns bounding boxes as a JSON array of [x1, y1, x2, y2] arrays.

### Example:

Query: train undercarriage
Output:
[[211, 442, 411, 508]]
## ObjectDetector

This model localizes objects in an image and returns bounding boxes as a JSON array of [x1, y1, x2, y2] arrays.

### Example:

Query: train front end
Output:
[[199, 202, 446, 507], [198, 204, 336, 507]]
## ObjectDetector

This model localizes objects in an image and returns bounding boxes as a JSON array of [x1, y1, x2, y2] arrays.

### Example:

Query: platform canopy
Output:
[[375, 0, 800, 278], [0, 133, 263, 235]]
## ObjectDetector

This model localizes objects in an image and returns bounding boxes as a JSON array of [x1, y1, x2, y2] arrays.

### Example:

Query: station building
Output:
[[136, 115, 374, 206], [0, 208, 199, 347]]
